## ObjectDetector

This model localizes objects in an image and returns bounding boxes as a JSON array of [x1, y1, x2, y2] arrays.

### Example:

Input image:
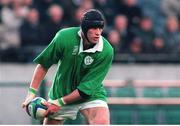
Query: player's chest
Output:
[[65, 45, 96, 68], [71, 53, 95, 70]]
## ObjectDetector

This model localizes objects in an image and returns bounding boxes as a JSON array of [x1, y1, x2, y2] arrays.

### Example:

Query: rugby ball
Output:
[[26, 97, 47, 120]]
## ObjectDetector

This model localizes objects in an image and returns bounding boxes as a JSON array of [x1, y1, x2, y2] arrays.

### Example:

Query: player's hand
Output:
[[22, 92, 36, 108], [22, 89, 36, 108], [42, 101, 61, 117]]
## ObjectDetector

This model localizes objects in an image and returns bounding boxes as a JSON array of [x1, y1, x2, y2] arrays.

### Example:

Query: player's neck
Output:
[[83, 39, 95, 50], [82, 34, 95, 50]]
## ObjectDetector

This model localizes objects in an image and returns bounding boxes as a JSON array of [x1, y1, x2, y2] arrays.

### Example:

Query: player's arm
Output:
[[49, 89, 84, 106], [29, 64, 48, 89], [62, 89, 82, 104], [24, 30, 64, 106], [22, 64, 48, 108], [23, 30, 64, 115], [43, 89, 85, 116]]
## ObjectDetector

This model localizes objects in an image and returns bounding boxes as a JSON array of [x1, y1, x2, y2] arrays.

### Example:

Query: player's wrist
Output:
[[23, 88, 36, 107], [28, 87, 37, 95], [58, 98, 66, 106], [49, 98, 66, 106]]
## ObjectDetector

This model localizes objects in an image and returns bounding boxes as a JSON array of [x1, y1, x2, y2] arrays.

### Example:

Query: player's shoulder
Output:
[[102, 36, 114, 55]]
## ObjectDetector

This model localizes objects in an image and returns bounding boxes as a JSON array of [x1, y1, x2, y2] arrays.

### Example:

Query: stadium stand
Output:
[[0, 0, 180, 63]]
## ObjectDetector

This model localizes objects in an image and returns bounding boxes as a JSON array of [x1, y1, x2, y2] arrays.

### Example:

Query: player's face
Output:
[[87, 28, 103, 44]]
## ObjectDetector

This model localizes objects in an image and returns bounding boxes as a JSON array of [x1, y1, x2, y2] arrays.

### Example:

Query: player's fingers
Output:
[[22, 103, 25, 108], [22, 102, 27, 108], [44, 109, 50, 117], [42, 101, 50, 107]]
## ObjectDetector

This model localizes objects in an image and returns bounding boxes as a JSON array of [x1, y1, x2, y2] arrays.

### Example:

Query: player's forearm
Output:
[[30, 64, 48, 90], [62, 89, 82, 104], [22, 64, 48, 107]]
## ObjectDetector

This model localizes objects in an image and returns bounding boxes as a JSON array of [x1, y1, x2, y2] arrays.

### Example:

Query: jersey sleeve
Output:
[[33, 31, 64, 69], [77, 50, 114, 96]]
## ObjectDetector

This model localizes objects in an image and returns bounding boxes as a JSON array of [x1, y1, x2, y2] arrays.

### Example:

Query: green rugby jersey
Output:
[[34, 27, 114, 104]]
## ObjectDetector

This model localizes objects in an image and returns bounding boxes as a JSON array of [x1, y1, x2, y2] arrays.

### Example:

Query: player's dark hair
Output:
[[80, 9, 105, 41]]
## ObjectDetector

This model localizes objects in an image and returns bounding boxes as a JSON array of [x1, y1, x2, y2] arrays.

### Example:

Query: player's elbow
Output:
[[78, 89, 90, 99]]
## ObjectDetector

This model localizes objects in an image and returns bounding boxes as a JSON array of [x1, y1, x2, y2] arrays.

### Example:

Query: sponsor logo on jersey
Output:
[[72, 46, 79, 55], [84, 56, 94, 65]]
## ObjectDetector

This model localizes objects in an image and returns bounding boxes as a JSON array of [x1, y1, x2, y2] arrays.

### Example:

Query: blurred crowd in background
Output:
[[0, 0, 180, 63]]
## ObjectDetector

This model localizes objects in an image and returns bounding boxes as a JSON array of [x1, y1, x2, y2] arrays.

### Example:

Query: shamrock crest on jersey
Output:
[[84, 56, 94, 65]]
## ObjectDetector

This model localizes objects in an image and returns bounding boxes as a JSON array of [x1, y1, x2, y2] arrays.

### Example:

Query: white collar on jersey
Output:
[[78, 29, 103, 53]]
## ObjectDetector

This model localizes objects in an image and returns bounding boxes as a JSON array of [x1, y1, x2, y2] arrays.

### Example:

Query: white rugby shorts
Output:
[[48, 99, 108, 120]]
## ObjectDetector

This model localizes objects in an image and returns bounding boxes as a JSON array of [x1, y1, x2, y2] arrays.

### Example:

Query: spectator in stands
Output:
[[79, 0, 94, 10], [32, 0, 54, 22], [116, 0, 142, 29], [130, 16, 156, 53], [71, 7, 86, 26], [112, 14, 129, 53], [0, 0, 28, 62], [127, 37, 143, 54], [0, 0, 24, 61], [0, 25, 5, 49], [23, 0, 33, 6], [107, 29, 121, 53], [114, 15, 128, 35], [0, 0, 25, 49], [11, 0, 35, 23], [151, 37, 168, 54], [0, 0, 10, 50], [94, 0, 117, 25], [161, 0, 180, 19], [20, 8, 43, 46], [161, 16, 180, 53], [54, 0, 77, 26], [43, 4, 64, 44], [21, 0, 35, 12]]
